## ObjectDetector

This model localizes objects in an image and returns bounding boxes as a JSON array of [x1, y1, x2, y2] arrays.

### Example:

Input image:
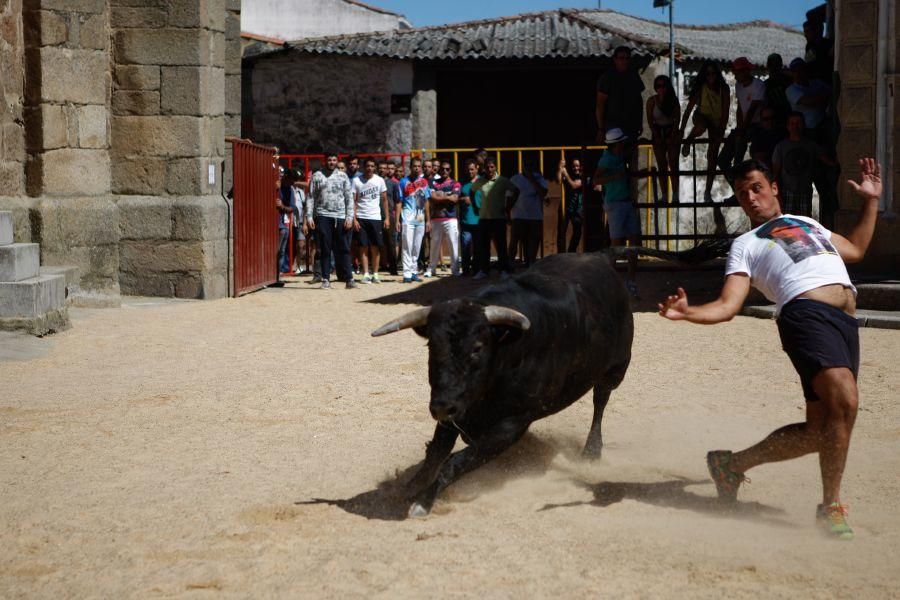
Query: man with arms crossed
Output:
[[659, 157, 882, 540]]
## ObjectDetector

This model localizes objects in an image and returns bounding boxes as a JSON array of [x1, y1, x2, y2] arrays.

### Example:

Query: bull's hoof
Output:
[[408, 502, 430, 518]]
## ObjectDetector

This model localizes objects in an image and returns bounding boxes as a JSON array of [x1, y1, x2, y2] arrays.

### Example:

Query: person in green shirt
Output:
[[458, 158, 483, 275], [474, 157, 517, 279]]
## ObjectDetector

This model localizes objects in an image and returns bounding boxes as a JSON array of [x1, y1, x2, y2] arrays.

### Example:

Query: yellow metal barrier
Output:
[[410, 145, 671, 251]]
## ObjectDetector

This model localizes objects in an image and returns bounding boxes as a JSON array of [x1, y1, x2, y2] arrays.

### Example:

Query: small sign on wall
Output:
[[391, 94, 412, 114], [208, 164, 216, 185]]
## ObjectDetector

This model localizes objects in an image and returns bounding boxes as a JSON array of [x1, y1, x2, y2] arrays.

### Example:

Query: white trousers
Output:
[[428, 219, 459, 274], [401, 222, 425, 278]]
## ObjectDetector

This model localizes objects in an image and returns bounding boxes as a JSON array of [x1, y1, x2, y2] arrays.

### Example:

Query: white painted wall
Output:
[[242, 0, 410, 41]]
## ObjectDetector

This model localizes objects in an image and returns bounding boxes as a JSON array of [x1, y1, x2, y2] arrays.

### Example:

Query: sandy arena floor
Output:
[[2, 270, 899, 598]]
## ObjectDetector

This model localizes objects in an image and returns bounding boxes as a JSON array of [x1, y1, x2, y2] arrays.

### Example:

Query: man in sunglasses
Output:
[[426, 160, 461, 277]]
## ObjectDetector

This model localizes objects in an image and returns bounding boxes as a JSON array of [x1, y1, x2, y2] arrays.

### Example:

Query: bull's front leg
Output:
[[408, 417, 530, 518], [583, 386, 612, 459], [406, 423, 458, 496]]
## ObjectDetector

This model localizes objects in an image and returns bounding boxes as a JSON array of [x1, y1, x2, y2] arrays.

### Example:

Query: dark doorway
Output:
[[434, 60, 606, 149]]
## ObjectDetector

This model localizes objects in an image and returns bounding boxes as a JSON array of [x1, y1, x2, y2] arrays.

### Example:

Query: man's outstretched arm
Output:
[[830, 158, 882, 264], [659, 274, 751, 324]]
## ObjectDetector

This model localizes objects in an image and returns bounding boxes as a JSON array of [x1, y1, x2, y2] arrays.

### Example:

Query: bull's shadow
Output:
[[363, 274, 486, 307], [540, 478, 793, 527], [297, 433, 559, 521]]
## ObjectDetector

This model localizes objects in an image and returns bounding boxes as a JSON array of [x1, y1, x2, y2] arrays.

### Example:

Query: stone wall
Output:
[[0, 0, 240, 303], [244, 53, 411, 154], [835, 0, 899, 274]]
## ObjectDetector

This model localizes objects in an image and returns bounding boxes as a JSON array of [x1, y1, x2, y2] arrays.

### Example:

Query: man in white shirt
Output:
[[508, 158, 548, 269], [724, 57, 766, 175], [352, 158, 389, 283], [658, 157, 882, 540]]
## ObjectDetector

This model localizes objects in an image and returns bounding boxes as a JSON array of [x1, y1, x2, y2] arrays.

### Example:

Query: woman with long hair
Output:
[[680, 61, 730, 201], [646, 75, 681, 202]]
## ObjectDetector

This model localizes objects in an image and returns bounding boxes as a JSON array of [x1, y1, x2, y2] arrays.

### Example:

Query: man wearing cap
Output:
[[594, 128, 641, 298], [722, 57, 766, 177]]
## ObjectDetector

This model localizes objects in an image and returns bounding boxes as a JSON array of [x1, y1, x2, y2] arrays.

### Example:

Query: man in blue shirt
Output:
[[397, 158, 431, 283]]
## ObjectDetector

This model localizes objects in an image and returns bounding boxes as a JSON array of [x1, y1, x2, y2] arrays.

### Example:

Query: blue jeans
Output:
[[459, 222, 480, 274]]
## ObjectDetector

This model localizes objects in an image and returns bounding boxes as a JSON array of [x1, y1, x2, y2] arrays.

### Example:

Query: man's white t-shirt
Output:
[[725, 215, 856, 314], [353, 174, 387, 220], [735, 77, 765, 125]]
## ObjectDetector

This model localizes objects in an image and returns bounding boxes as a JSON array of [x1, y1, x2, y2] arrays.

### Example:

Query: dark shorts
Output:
[[605, 201, 641, 240], [355, 218, 383, 247], [777, 298, 860, 402]]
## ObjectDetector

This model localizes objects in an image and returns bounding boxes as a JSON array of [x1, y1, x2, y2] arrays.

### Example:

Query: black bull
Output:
[[372, 253, 634, 517]]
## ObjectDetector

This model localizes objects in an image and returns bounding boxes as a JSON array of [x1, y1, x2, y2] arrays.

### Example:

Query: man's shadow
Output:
[[539, 477, 793, 527], [297, 433, 559, 521]]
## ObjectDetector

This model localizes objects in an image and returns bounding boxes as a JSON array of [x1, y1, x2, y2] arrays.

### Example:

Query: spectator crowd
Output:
[[273, 17, 836, 296]]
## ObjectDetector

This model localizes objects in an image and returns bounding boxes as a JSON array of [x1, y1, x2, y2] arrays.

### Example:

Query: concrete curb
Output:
[[741, 305, 900, 330]]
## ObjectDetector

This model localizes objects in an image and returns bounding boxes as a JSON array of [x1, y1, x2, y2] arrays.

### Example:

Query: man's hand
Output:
[[658, 287, 690, 320], [383, 218, 390, 230], [847, 157, 882, 201], [395, 220, 401, 233], [306, 218, 316, 231], [353, 219, 361, 232], [344, 218, 353, 231], [425, 221, 432, 233]]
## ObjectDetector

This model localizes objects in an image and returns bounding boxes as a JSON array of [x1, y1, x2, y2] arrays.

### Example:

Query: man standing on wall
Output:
[[596, 46, 645, 146], [306, 152, 358, 289]]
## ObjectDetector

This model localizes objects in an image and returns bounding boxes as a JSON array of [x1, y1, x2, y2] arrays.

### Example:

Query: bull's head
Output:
[[372, 300, 530, 423]]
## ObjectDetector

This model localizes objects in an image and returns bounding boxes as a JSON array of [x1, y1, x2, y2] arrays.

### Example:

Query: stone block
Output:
[[39, 0, 105, 13], [173, 195, 227, 241], [0, 243, 40, 281], [112, 115, 203, 157], [0, 199, 35, 244], [117, 195, 174, 239], [167, 0, 208, 29], [225, 36, 241, 76], [0, 211, 12, 245], [115, 65, 160, 90], [118, 269, 173, 297], [225, 0, 241, 12], [209, 67, 225, 116], [841, 86, 874, 125], [40, 48, 107, 104], [166, 158, 205, 195], [119, 239, 205, 273], [25, 104, 68, 150], [78, 12, 108, 51], [24, 10, 68, 46], [224, 113, 239, 137], [40, 265, 80, 303], [211, 31, 225, 66], [160, 66, 208, 116], [225, 72, 240, 115], [111, 7, 166, 29], [115, 28, 209, 66], [0, 161, 25, 196], [113, 90, 160, 115], [209, 0, 226, 32], [3, 121, 25, 161], [34, 148, 110, 196], [0, 307, 70, 336], [173, 273, 202, 298], [841, 1, 877, 40], [0, 273, 66, 319], [77, 105, 107, 148], [33, 197, 120, 250], [224, 9, 240, 41], [209, 115, 224, 156], [111, 158, 166, 195]]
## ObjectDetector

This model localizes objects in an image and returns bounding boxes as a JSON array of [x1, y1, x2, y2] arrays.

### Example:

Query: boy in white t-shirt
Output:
[[352, 158, 389, 283], [658, 158, 882, 540]]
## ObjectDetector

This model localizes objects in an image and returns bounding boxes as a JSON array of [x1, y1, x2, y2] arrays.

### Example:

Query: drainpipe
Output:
[[876, 0, 895, 215]]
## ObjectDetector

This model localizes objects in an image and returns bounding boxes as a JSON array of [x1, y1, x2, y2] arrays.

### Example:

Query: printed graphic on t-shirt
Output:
[[755, 216, 837, 263], [404, 178, 429, 211]]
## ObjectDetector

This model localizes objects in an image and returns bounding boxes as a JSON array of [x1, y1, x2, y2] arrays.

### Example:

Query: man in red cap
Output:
[[721, 57, 766, 181]]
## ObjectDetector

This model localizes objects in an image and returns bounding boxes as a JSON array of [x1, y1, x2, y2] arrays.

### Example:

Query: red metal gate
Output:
[[231, 138, 279, 296]]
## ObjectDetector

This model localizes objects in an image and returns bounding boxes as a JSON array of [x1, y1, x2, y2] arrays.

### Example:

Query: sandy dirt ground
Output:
[[2, 269, 899, 599]]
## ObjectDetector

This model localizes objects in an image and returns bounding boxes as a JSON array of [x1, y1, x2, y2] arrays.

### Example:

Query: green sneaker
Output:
[[706, 450, 747, 503], [816, 503, 854, 540]]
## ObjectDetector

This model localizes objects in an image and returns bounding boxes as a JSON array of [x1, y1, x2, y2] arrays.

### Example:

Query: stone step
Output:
[[0, 274, 66, 319], [0, 211, 12, 246], [0, 243, 40, 282], [40, 265, 79, 303]]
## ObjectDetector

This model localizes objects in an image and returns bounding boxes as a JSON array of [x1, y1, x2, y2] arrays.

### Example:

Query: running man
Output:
[[658, 157, 882, 540]]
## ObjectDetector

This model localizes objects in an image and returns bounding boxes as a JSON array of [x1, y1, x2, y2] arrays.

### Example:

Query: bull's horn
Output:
[[371, 306, 432, 337], [484, 306, 531, 330]]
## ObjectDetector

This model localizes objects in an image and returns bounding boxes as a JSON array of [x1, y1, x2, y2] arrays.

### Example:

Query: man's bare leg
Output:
[[359, 245, 369, 277], [370, 246, 380, 277], [812, 367, 858, 506], [728, 401, 824, 474]]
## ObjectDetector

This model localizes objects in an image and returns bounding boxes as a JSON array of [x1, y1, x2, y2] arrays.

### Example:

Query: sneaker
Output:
[[423, 269, 433, 278], [401, 276, 412, 283], [410, 274, 422, 282], [361, 274, 373, 284], [473, 271, 488, 280], [346, 280, 359, 289], [320, 280, 331, 289], [816, 503, 854, 540], [706, 450, 748, 503], [372, 273, 381, 284]]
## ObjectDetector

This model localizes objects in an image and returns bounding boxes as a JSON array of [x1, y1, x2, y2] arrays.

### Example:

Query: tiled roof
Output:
[[251, 9, 804, 66]]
